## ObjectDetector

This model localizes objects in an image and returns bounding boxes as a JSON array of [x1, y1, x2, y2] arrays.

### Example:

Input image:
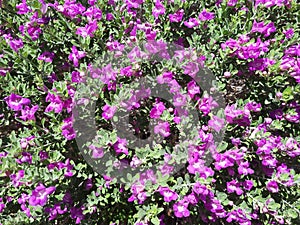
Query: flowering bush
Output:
[[1, 0, 300, 225]]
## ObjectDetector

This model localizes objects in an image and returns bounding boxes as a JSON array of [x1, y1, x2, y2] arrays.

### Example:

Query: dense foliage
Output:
[[0, 0, 300, 224]]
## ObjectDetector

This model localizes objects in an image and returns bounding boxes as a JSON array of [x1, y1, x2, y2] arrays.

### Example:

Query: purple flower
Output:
[[10, 170, 25, 187], [227, 0, 238, 6], [125, 0, 144, 9], [243, 180, 254, 191], [198, 9, 215, 21], [52, 1, 86, 19], [227, 180, 243, 195], [221, 38, 240, 50], [9, 38, 24, 52], [71, 71, 85, 83], [208, 116, 225, 132], [16, 0, 31, 14], [156, 71, 173, 84], [187, 80, 200, 98], [173, 93, 187, 107], [83, 6, 102, 21], [188, 161, 214, 178], [39, 150, 49, 161], [70, 206, 85, 224], [184, 193, 198, 205], [173, 200, 190, 218], [29, 183, 56, 206], [169, 9, 184, 23], [68, 46, 86, 67], [245, 101, 262, 112], [183, 62, 199, 78], [283, 28, 294, 39], [214, 154, 235, 170], [19, 105, 39, 121], [120, 66, 133, 77], [130, 156, 142, 168], [198, 94, 218, 115], [38, 52, 55, 62], [45, 92, 64, 113], [76, 20, 98, 38], [45, 203, 67, 220], [251, 20, 276, 37], [85, 178, 93, 190], [152, 0, 165, 19], [4, 93, 31, 111], [248, 58, 275, 71], [128, 183, 147, 204], [158, 187, 178, 202], [16, 152, 32, 164], [88, 0, 96, 5], [27, 26, 42, 41], [193, 182, 209, 195], [238, 161, 254, 175], [113, 137, 128, 155], [99, 63, 117, 85], [154, 121, 171, 137], [61, 117, 76, 140], [150, 102, 165, 118], [89, 145, 104, 158], [266, 180, 279, 193], [20, 136, 35, 149], [0, 198, 4, 213], [184, 18, 199, 28], [106, 13, 114, 21], [102, 104, 117, 120], [0, 67, 9, 77]]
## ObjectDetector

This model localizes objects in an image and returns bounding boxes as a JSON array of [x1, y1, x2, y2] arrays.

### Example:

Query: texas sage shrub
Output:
[[0, 0, 300, 225]]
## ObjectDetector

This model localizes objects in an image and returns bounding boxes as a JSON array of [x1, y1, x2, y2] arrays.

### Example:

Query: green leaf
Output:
[[282, 86, 294, 102], [287, 209, 298, 219], [150, 216, 160, 225]]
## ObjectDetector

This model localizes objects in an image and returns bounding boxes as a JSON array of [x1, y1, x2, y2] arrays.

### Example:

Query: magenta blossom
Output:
[[154, 121, 171, 137], [152, 0, 165, 19], [4, 93, 31, 111], [70, 206, 85, 224], [125, 0, 144, 8], [208, 116, 225, 132], [19, 105, 39, 121], [198, 9, 215, 21], [248, 58, 275, 71], [227, 0, 238, 6], [173, 93, 187, 107], [89, 145, 104, 158], [113, 137, 128, 155], [76, 20, 98, 38], [83, 6, 102, 21], [251, 20, 276, 37], [173, 200, 190, 218], [9, 38, 24, 52], [102, 104, 117, 120], [150, 102, 166, 119], [158, 187, 178, 202], [38, 52, 55, 62], [156, 71, 173, 84], [16, 0, 31, 14], [169, 9, 184, 23], [61, 117, 76, 140], [184, 18, 199, 28], [187, 80, 200, 98], [266, 180, 279, 193], [29, 183, 56, 207], [283, 28, 294, 39], [227, 180, 243, 195], [68, 46, 86, 67]]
